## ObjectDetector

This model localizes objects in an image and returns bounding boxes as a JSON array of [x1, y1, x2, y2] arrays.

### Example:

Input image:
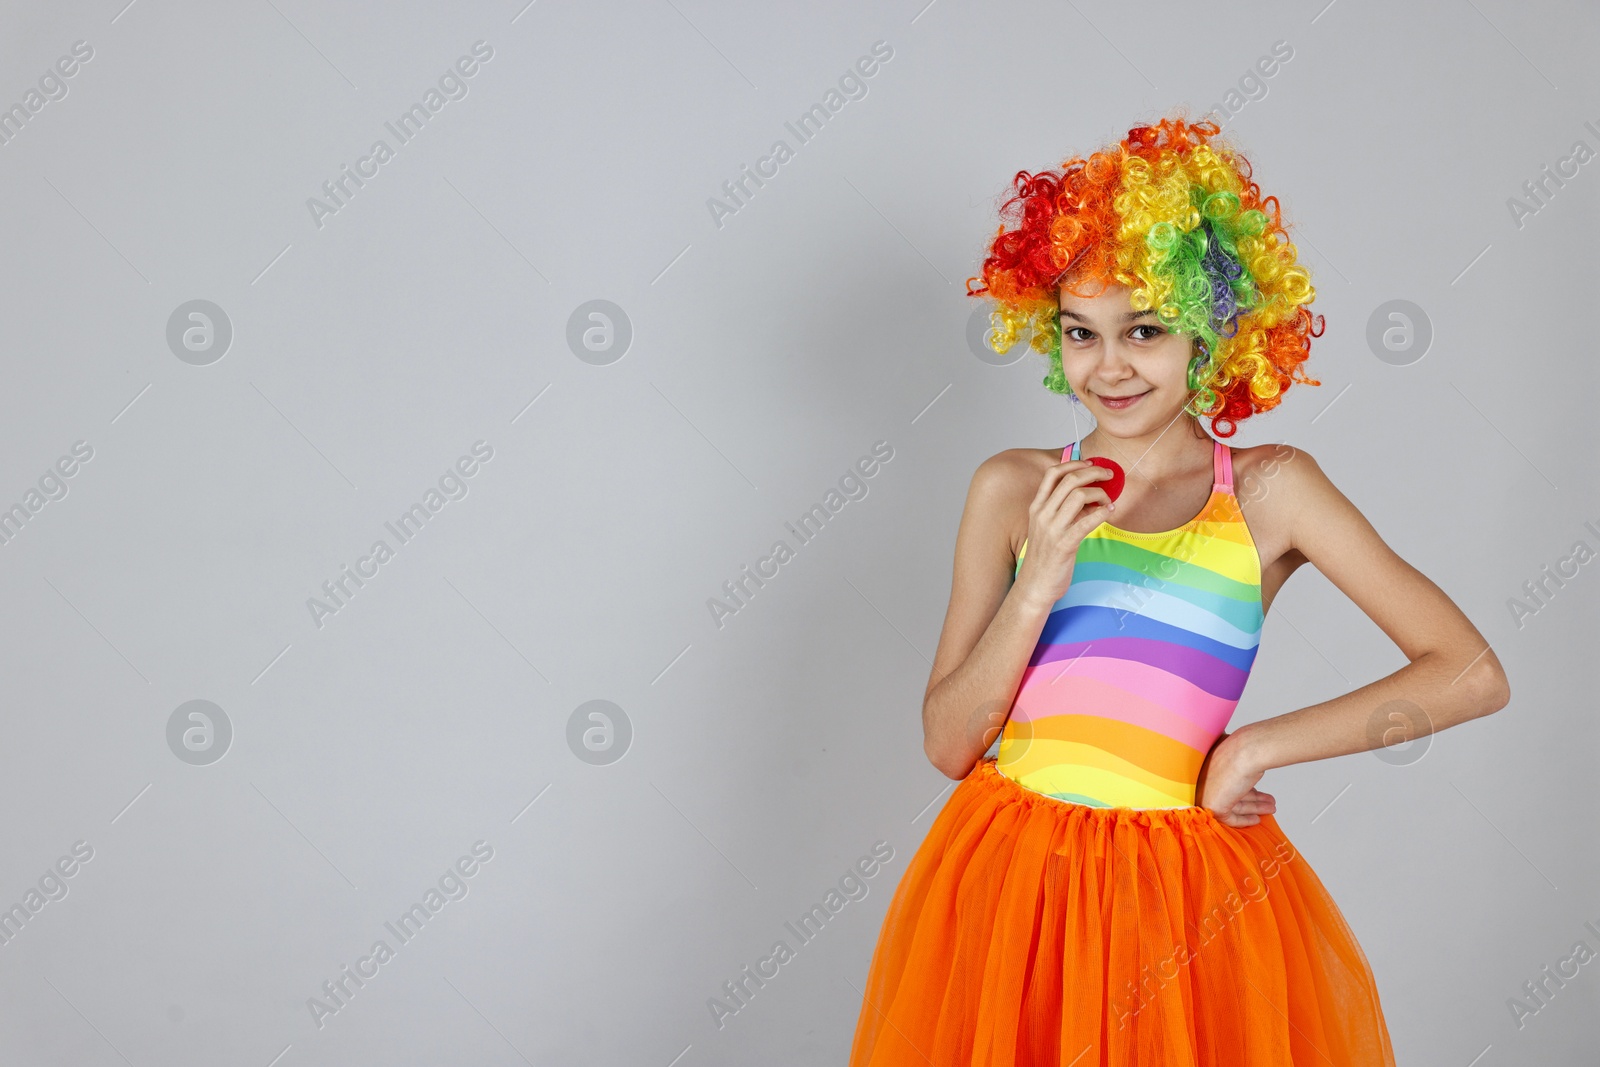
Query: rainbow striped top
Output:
[[996, 438, 1264, 809]]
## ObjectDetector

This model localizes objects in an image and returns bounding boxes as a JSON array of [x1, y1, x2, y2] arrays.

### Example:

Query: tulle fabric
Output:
[[847, 758, 1395, 1066]]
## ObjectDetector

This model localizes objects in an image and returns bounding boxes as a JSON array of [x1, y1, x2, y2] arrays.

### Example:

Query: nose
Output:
[[1089, 345, 1136, 388]]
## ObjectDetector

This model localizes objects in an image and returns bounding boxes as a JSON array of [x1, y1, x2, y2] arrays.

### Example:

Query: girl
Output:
[[847, 115, 1509, 1065]]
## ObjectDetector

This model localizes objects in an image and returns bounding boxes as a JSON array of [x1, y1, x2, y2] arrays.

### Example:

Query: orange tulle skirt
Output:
[[847, 758, 1395, 1066]]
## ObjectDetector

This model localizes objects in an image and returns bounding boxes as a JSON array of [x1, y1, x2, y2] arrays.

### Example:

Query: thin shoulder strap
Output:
[[1212, 438, 1234, 494]]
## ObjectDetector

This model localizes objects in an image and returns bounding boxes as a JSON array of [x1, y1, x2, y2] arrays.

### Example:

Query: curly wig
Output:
[[966, 115, 1323, 437]]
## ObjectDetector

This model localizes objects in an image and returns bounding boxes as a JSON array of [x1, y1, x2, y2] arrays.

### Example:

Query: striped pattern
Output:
[[997, 438, 1263, 809]]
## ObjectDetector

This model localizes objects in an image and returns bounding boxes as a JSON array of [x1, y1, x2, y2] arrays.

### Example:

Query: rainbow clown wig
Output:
[[967, 115, 1322, 437]]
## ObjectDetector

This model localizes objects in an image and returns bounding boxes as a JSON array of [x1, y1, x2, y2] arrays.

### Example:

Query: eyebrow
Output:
[[1058, 308, 1161, 323]]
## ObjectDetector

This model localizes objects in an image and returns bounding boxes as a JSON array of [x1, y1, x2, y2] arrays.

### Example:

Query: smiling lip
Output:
[[1095, 388, 1150, 409]]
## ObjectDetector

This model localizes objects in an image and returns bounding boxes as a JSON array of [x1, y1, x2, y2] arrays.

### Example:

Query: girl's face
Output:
[[1057, 282, 1196, 432]]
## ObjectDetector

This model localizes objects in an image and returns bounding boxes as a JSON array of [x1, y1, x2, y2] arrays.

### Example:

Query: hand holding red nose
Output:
[[1087, 456, 1124, 505]]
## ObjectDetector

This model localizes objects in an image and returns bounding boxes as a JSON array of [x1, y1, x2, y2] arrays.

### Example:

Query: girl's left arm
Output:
[[1225, 446, 1511, 779]]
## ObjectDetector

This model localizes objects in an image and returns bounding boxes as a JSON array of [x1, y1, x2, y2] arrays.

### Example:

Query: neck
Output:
[[1083, 418, 1212, 484]]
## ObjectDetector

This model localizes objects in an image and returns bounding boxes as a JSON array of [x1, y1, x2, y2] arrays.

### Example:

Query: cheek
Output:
[[1148, 344, 1194, 388], [1059, 348, 1095, 379]]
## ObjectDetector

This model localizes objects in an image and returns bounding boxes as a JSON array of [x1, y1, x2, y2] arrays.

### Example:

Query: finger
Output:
[[1074, 484, 1115, 508], [1037, 463, 1107, 529], [1064, 463, 1113, 490], [1234, 802, 1274, 819], [1032, 460, 1097, 524], [1045, 462, 1110, 504], [1038, 458, 1098, 493], [1065, 488, 1115, 525], [1237, 791, 1276, 813], [1032, 460, 1084, 509], [1047, 461, 1111, 490]]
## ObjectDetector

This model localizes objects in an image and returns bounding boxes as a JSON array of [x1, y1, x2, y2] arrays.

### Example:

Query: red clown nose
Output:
[[1087, 456, 1125, 504]]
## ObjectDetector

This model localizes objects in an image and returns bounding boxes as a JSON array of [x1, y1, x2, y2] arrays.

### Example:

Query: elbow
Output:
[[1464, 654, 1512, 718], [921, 687, 983, 780], [922, 737, 965, 781], [922, 732, 973, 781], [1481, 670, 1511, 717], [941, 755, 975, 781]]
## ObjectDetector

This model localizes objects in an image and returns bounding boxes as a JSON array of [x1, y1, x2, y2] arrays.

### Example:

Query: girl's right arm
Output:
[[921, 452, 1112, 779]]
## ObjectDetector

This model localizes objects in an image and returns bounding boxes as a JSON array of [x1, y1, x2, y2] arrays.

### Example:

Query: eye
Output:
[[1131, 324, 1165, 340], [1064, 327, 1095, 343]]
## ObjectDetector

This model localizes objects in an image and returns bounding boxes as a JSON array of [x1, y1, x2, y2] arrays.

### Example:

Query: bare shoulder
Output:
[[967, 446, 1061, 558], [1227, 442, 1331, 571], [970, 445, 1059, 489], [1229, 441, 1322, 496]]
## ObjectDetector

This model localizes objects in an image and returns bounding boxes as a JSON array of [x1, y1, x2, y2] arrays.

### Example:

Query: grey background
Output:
[[0, 0, 1594, 1063]]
